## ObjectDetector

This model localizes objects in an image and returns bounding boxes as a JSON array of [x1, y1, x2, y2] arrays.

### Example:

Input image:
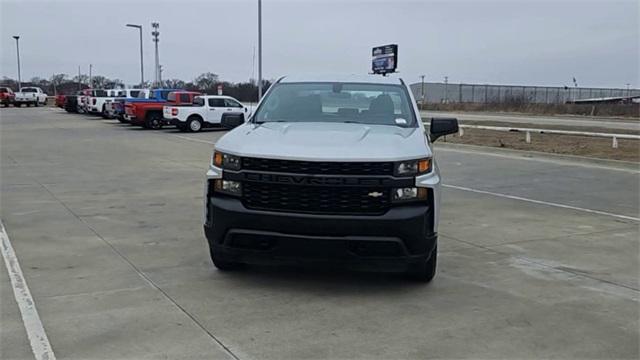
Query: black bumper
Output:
[[204, 195, 436, 272]]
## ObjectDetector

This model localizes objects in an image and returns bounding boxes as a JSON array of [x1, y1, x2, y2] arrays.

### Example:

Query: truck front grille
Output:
[[242, 157, 394, 176], [242, 182, 390, 215]]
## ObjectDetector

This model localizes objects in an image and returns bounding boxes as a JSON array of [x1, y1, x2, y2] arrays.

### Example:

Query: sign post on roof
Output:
[[372, 44, 398, 76]]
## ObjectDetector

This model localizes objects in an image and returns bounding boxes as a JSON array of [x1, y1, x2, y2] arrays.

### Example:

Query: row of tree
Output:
[[0, 72, 272, 102]]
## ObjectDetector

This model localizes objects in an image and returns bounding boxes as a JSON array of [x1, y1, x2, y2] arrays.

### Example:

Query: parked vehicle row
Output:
[[60, 87, 251, 132], [0, 86, 48, 107]]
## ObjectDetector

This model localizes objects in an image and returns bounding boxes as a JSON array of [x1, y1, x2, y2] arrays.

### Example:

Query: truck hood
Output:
[[215, 122, 431, 161]]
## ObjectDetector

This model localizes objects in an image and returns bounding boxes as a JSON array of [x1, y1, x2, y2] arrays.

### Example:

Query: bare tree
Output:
[[194, 72, 219, 91]]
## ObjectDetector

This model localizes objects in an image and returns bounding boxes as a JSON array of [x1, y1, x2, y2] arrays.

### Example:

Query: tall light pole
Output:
[[151, 22, 160, 87], [12, 36, 21, 90], [257, 0, 263, 100], [444, 76, 449, 103], [420, 75, 425, 109], [89, 64, 93, 88], [126, 24, 144, 87]]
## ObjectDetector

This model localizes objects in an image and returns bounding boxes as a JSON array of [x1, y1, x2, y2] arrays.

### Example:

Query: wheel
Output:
[[101, 106, 109, 119], [187, 116, 203, 132], [210, 247, 242, 271], [406, 245, 437, 282], [145, 113, 163, 130]]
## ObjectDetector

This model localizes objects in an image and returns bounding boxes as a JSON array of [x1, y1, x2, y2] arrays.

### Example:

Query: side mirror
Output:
[[221, 113, 245, 129], [244, 107, 248, 113], [429, 117, 459, 142]]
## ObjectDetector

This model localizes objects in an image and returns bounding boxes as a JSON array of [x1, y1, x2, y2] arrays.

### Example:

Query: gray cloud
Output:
[[1, 0, 638, 88]]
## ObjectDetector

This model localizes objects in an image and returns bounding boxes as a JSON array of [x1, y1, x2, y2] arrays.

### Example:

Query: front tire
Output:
[[406, 245, 437, 282], [187, 116, 203, 132]]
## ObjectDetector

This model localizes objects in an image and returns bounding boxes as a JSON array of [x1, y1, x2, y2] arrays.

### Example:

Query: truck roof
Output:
[[279, 74, 404, 85]]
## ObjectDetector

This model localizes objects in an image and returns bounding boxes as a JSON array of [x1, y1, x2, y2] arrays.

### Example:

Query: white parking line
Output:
[[443, 184, 640, 222], [168, 134, 215, 145], [1, 220, 56, 360]]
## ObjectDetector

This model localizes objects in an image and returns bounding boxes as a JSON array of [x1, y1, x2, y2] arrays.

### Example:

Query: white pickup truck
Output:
[[163, 95, 250, 132], [14, 87, 48, 107]]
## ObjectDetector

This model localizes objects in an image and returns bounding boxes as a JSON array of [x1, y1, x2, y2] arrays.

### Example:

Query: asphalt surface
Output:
[[1, 107, 639, 359], [421, 110, 640, 131]]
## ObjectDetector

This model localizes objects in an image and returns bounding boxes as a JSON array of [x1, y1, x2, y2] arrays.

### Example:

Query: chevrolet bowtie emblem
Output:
[[368, 192, 384, 198]]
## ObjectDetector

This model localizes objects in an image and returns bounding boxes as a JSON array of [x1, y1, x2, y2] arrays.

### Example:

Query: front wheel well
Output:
[[145, 110, 162, 120]]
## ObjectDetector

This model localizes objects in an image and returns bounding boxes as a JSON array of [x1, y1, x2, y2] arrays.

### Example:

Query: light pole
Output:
[[444, 76, 449, 103], [126, 24, 144, 87], [12, 36, 21, 90], [257, 0, 263, 100], [626, 83, 631, 97], [151, 22, 160, 87], [420, 75, 425, 109], [89, 64, 92, 88]]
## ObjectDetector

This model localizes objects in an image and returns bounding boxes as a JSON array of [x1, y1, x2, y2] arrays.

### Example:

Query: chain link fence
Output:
[[410, 82, 640, 104]]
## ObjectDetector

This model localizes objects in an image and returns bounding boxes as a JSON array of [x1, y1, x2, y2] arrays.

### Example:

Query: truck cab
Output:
[[163, 95, 248, 132], [203, 75, 459, 281]]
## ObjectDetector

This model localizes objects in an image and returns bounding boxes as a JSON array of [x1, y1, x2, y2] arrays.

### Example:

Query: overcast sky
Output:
[[1, 0, 638, 88]]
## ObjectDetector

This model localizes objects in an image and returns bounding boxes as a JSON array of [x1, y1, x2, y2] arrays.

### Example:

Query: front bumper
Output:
[[204, 194, 436, 272]]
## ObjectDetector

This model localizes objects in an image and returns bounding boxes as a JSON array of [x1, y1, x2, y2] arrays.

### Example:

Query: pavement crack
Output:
[[32, 180, 242, 360]]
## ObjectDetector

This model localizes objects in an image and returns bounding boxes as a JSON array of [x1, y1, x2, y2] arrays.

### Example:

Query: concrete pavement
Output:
[[1, 107, 638, 359]]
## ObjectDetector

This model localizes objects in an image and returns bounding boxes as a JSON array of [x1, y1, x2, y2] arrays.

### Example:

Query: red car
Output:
[[125, 89, 200, 129], [0, 87, 15, 107]]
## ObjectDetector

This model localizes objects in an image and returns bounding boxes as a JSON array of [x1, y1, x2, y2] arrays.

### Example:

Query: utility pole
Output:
[[126, 24, 144, 87], [626, 83, 631, 97], [151, 22, 160, 87], [444, 76, 449, 103], [257, 0, 263, 100], [158, 64, 163, 85], [78, 65, 81, 91], [12, 36, 21, 90], [420, 75, 425, 109], [89, 64, 92, 88]]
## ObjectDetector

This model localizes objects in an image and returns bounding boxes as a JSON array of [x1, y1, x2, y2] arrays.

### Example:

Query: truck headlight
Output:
[[213, 151, 241, 170], [214, 179, 242, 196], [392, 187, 428, 202], [394, 159, 431, 176]]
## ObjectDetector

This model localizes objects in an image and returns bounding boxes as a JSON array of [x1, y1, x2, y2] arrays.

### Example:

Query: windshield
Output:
[[253, 82, 416, 127], [21, 88, 37, 93]]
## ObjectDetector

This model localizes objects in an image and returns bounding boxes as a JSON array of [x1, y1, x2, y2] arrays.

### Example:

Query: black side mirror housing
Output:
[[429, 117, 459, 142], [221, 113, 245, 129]]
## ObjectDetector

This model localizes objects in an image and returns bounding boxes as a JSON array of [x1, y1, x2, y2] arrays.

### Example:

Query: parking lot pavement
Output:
[[1, 107, 638, 359]]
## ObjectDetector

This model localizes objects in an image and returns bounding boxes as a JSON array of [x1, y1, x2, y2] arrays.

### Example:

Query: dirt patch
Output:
[[425, 102, 640, 118], [459, 120, 640, 135], [441, 128, 640, 162]]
